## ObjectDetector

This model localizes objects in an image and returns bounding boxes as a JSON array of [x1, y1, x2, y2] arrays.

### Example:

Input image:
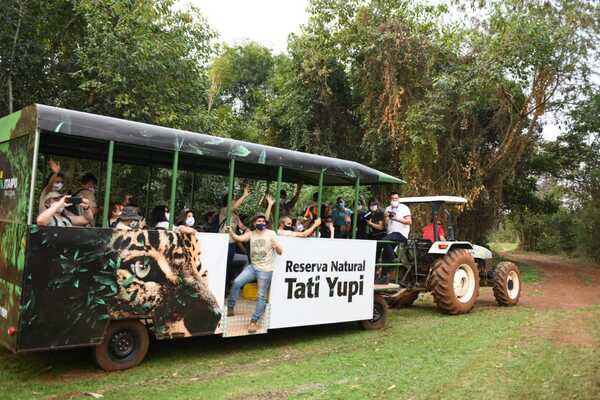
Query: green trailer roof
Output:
[[30, 104, 404, 186]]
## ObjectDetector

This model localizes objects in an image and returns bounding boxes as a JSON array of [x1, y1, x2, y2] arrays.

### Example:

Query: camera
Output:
[[69, 196, 83, 206], [388, 211, 396, 219]]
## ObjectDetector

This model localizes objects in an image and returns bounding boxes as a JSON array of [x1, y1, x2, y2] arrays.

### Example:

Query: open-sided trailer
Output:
[[0, 105, 403, 370]]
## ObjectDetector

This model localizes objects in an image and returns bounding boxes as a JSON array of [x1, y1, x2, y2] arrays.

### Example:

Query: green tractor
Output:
[[378, 196, 521, 314]]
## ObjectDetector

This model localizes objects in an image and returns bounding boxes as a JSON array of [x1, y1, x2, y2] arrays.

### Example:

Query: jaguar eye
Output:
[[131, 260, 150, 279]]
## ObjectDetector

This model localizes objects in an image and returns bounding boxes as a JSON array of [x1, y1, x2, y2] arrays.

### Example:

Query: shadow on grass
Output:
[[0, 320, 362, 379]]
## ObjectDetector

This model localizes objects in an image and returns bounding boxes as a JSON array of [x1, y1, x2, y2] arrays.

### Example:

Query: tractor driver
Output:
[[422, 215, 446, 242]]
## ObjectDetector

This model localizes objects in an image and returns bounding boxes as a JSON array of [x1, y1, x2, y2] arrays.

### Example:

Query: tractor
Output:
[[377, 196, 521, 314]]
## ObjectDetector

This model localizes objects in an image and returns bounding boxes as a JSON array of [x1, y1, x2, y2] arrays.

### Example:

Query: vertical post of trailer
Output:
[[351, 176, 360, 239], [144, 166, 153, 220], [27, 129, 41, 225], [168, 142, 180, 230], [101, 141, 114, 228], [226, 159, 235, 226], [432, 202, 440, 242], [316, 169, 324, 218], [273, 166, 283, 228]]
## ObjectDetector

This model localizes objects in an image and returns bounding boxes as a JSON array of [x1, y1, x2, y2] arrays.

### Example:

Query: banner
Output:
[[195, 232, 228, 311], [269, 237, 376, 329]]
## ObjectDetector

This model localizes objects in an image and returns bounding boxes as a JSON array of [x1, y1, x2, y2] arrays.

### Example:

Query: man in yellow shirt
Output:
[[225, 214, 283, 333]]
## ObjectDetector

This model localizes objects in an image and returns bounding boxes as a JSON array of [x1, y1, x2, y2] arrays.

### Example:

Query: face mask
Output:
[[53, 182, 64, 191], [296, 224, 304, 232], [129, 221, 139, 228], [391, 200, 399, 208], [283, 225, 294, 231], [185, 217, 195, 227], [370, 205, 377, 212], [165, 212, 170, 221], [338, 201, 345, 207], [256, 223, 266, 231], [88, 186, 96, 193]]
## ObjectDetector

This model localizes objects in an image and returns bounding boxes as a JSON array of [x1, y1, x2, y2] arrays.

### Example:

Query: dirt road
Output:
[[499, 251, 600, 309]]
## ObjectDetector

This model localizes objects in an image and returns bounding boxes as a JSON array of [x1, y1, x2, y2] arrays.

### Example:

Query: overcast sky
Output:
[[176, 0, 309, 54], [177, 0, 563, 140]]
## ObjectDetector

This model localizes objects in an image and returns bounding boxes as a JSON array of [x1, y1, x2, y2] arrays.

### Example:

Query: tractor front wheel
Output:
[[430, 250, 480, 315], [493, 261, 521, 306]]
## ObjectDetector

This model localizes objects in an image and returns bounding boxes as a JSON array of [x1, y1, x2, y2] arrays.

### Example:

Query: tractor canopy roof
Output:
[[398, 196, 467, 205]]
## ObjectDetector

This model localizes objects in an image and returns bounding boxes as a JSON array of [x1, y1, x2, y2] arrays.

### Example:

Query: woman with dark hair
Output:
[[150, 205, 169, 230], [174, 208, 198, 234]]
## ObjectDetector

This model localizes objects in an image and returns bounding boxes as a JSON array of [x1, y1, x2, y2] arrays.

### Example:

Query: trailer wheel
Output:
[[430, 250, 480, 315], [493, 261, 521, 306], [360, 294, 388, 330], [94, 320, 149, 371]]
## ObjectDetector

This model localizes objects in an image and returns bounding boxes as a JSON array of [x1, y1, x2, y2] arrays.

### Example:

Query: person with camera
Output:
[[361, 198, 386, 240], [36, 192, 94, 227], [380, 192, 411, 282]]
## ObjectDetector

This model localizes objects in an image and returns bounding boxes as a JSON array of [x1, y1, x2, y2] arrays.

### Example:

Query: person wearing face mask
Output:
[[174, 208, 199, 235], [108, 202, 124, 228], [39, 159, 66, 214], [36, 192, 94, 227], [332, 197, 352, 238], [278, 216, 321, 237], [363, 199, 386, 241], [71, 173, 98, 222], [225, 214, 283, 333], [379, 192, 412, 282], [115, 206, 143, 230]]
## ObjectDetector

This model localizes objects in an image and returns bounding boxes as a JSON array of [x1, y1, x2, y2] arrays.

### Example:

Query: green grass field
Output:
[[1, 260, 598, 400]]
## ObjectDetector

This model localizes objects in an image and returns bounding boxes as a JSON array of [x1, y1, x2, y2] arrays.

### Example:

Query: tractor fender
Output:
[[428, 241, 473, 255], [471, 245, 493, 260]]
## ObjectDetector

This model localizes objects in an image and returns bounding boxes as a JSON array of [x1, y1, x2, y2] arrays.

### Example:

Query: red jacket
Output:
[[422, 223, 446, 242]]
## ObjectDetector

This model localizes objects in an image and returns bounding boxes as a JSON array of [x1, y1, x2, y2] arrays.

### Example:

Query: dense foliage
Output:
[[1, 0, 599, 251]]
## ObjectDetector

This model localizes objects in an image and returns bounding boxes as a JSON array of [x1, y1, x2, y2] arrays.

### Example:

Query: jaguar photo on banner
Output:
[[19, 226, 228, 351]]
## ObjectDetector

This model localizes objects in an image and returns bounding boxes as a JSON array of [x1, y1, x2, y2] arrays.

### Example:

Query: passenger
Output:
[[380, 192, 412, 278], [174, 208, 198, 234], [115, 206, 143, 230], [108, 202, 124, 227], [38, 159, 65, 214], [279, 183, 302, 217], [319, 204, 335, 238], [303, 192, 319, 221], [72, 172, 98, 219], [422, 216, 446, 242], [36, 192, 94, 227], [225, 214, 283, 333], [363, 199, 386, 241], [278, 216, 321, 237], [332, 197, 352, 238], [150, 205, 169, 230], [219, 185, 251, 267]]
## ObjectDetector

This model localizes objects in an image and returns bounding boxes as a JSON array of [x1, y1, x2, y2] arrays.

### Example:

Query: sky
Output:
[[176, 0, 310, 54], [176, 0, 564, 140]]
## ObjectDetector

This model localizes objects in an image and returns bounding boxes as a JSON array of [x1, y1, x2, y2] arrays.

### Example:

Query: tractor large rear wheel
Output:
[[493, 261, 521, 306], [430, 250, 480, 315]]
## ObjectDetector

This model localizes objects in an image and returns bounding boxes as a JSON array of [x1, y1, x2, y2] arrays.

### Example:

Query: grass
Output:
[[2, 287, 600, 399]]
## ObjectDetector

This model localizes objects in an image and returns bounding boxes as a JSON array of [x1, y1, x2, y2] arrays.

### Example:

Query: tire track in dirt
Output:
[[500, 251, 600, 309], [479, 252, 600, 348]]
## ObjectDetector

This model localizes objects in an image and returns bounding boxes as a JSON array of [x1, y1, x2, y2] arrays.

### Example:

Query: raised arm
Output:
[[36, 196, 68, 226], [232, 185, 251, 211], [69, 198, 95, 226], [42, 159, 61, 194], [264, 193, 275, 222], [288, 183, 303, 208], [225, 225, 251, 242], [296, 218, 321, 238]]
